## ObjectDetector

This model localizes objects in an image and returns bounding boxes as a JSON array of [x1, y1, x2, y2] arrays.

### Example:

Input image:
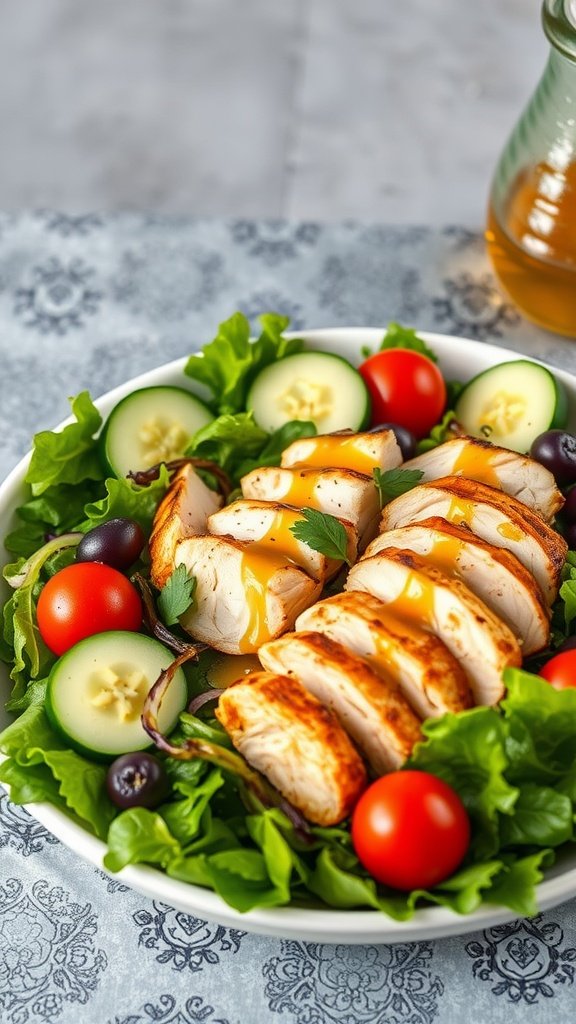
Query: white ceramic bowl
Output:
[[2, 328, 576, 944]]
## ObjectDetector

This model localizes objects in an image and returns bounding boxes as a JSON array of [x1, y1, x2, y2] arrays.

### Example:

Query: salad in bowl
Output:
[[2, 312, 576, 938]]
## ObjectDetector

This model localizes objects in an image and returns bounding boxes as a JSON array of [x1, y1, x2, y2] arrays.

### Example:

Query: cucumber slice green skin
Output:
[[101, 386, 214, 478], [45, 631, 187, 761], [246, 351, 371, 433], [454, 360, 568, 453]]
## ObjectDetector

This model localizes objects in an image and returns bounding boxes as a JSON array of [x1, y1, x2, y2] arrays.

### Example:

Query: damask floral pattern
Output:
[[0, 791, 59, 858], [432, 273, 520, 340], [132, 901, 245, 974], [109, 993, 231, 1024], [14, 257, 102, 334], [0, 878, 107, 1023], [230, 220, 320, 264], [465, 917, 576, 1004], [111, 244, 226, 321], [263, 940, 444, 1024]]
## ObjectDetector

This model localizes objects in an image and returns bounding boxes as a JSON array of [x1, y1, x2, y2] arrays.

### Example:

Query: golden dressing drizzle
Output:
[[289, 435, 377, 475], [497, 521, 524, 542], [239, 547, 294, 653], [257, 509, 310, 566], [422, 533, 464, 577], [206, 654, 261, 688], [283, 471, 322, 508], [384, 572, 436, 631], [445, 495, 475, 527], [452, 443, 501, 490]]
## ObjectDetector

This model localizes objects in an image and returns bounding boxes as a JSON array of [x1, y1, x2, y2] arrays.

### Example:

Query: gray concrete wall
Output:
[[0, 0, 546, 222]]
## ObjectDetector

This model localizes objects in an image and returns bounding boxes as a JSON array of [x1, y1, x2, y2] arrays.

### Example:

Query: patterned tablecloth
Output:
[[1, 212, 576, 1024]]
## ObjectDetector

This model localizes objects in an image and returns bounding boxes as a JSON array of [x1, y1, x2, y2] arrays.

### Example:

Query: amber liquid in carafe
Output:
[[486, 159, 576, 335]]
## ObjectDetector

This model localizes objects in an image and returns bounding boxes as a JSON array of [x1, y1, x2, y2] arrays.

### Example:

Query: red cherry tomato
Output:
[[539, 650, 576, 690], [37, 562, 142, 656], [351, 770, 470, 891], [358, 349, 447, 439]]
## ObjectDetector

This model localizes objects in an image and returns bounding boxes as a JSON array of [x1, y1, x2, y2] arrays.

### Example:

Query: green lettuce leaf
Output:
[[79, 467, 170, 534], [186, 412, 268, 480], [104, 808, 181, 872], [379, 322, 439, 362], [235, 419, 317, 478], [499, 784, 573, 847], [0, 705, 115, 838], [184, 312, 303, 415], [409, 707, 518, 858], [25, 392, 105, 496]]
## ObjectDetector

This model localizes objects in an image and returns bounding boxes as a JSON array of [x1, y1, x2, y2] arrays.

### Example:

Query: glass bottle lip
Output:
[[543, 0, 576, 62]]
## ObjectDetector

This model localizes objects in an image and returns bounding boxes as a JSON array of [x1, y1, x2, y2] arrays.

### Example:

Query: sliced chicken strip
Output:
[[259, 632, 421, 773], [366, 518, 550, 655], [241, 465, 380, 545], [346, 548, 522, 705], [216, 671, 367, 826], [207, 499, 357, 582], [296, 591, 472, 718], [176, 535, 321, 654], [149, 464, 223, 588], [405, 436, 564, 521], [281, 428, 402, 475], [380, 477, 567, 605]]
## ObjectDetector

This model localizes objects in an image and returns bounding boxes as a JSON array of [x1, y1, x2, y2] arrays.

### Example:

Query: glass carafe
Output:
[[486, 0, 576, 336]]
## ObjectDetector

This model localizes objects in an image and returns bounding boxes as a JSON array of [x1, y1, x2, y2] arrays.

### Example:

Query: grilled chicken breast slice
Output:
[[240, 465, 380, 545], [296, 591, 473, 718], [216, 671, 367, 825], [149, 464, 223, 588], [366, 518, 550, 655], [405, 436, 564, 521], [207, 499, 357, 581], [380, 477, 567, 605], [259, 632, 421, 773], [346, 548, 521, 705], [176, 535, 321, 654], [281, 428, 402, 475]]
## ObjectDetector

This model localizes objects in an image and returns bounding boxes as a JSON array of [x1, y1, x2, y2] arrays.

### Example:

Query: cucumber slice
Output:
[[101, 386, 213, 478], [45, 631, 187, 759], [454, 360, 567, 453], [247, 351, 371, 433]]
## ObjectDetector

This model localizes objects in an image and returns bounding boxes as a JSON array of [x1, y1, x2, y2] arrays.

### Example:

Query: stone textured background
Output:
[[0, 0, 546, 222]]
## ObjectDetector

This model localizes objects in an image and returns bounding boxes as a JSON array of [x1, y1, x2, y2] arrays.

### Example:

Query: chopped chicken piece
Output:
[[346, 547, 522, 705], [149, 464, 223, 588], [241, 465, 380, 545], [176, 535, 321, 654], [207, 499, 356, 581], [216, 671, 367, 825], [259, 632, 421, 773], [296, 590, 472, 718], [281, 428, 402, 475], [380, 476, 567, 605], [367, 518, 550, 655], [405, 436, 564, 521]]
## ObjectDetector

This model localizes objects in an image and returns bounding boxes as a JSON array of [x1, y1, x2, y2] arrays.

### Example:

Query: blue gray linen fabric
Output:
[[0, 212, 575, 1024]]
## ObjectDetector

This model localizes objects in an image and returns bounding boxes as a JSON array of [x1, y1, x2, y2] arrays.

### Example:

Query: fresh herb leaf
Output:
[[560, 578, 576, 630], [25, 392, 105, 496], [158, 564, 197, 625], [290, 508, 352, 565], [380, 322, 439, 363], [184, 312, 303, 415], [373, 467, 424, 506]]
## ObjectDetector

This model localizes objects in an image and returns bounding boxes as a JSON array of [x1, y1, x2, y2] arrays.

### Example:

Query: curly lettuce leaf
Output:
[[79, 467, 170, 534], [0, 705, 115, 839], [25, 392, 105, 496], [184, 312, 303, 415]]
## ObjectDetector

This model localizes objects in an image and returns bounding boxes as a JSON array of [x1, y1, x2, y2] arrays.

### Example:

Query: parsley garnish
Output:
[[373, 467, 424, 507], [290, 508, 352, 566], [157, 564, 197, 625]]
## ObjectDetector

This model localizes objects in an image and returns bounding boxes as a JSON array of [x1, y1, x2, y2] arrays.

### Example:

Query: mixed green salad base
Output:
[[1, 312, 576, 920]]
